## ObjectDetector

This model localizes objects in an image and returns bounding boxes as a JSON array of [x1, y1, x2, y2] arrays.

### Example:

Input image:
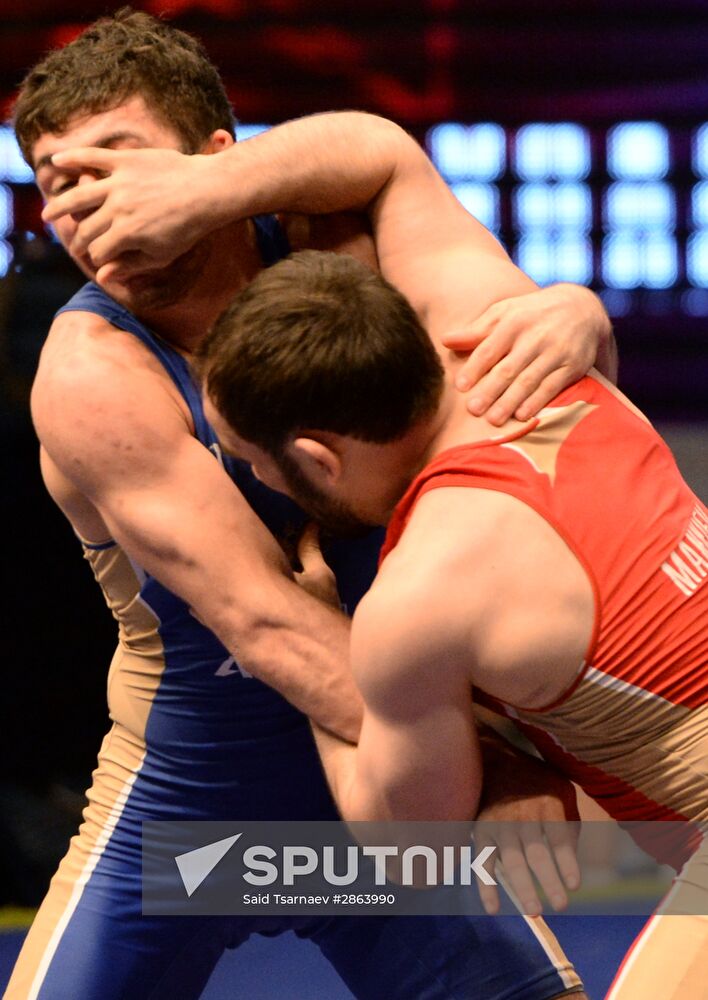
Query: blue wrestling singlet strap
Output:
[[55, 215, 290, 445], [252, 214, 291, 266], [55, 282, 216, 446]]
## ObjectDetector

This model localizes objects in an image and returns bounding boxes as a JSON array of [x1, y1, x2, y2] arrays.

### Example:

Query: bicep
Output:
[[34, 357, 293, 628], [344, 593, 482, 822], [98, 430, 291, 589]]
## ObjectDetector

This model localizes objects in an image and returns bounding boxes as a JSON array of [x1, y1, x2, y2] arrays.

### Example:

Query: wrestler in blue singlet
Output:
[[8, 216, 582, 1000]]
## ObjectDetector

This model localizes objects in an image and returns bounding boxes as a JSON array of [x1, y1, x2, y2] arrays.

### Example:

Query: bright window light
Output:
[[515, 182, 592, 230], [451, 182, 500, 233], [687, 231, 708, 287], [0, 239, 12, 276], [0, 127, 34, 183], [603, 232, 677, 288], [605, 181, 674, 229], [0, 184, 12, 237], [427, 123, 506, 181], [515, 123, 590, 181], [691, 181, 708, 226], [691, 124, 708, 179], [607, 122, 669, 180], [516, 235, 592, 285], [237, 124, 270, 141]]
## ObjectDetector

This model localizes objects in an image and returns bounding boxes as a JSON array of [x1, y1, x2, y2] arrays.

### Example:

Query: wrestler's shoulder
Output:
[[41, 308, 167, 376], [32, 310, 191, 468], [34, 309, 184, 421]]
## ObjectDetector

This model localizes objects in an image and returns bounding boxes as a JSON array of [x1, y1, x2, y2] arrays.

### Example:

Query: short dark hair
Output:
[[13, 7, 235, 165], [199, 250, 445, 455]]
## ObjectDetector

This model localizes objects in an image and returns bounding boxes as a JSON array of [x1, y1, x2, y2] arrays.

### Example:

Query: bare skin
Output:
[[33, 103, 606, 923], [191, 118, 613, 916], [44, 111, 616, 425], [199, 132, 707, 1000], [34, 101, 612, 743], [32, 98, 379, 740]]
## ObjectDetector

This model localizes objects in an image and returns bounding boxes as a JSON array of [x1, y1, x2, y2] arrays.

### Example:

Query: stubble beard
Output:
[[277, 450, 373, 539], [102, 236, 213, 316]]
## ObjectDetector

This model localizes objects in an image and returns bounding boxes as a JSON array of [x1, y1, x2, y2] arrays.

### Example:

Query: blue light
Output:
[[644, 235, 678, 287], [516, 235, 592, 285], [0, 239, 12, 277], [515, 182, 592, 230], [604, 182, 675, 229], [0, 184, 12, 237], [451, 182, 500, 233], [514, 123, 590, 181], [600, 289, 633, 317], [0, 126, 34, 183], [682, 288, 708, 314], [237, 124, 270, 141], [607, 122, 669, 180], [691, 181, 708, 226], [603, 232, 677, 288], [687, 231, 708, 287], [603, 233, 642, 288], [691, 124, 708, 179], [427, 123, 506, 182]]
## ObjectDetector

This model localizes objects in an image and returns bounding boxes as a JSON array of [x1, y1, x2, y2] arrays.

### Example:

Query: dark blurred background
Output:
[[0, 0, 706, 905]]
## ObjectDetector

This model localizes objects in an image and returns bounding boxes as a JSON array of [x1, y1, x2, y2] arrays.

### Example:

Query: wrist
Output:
[[190, 151, 246, 231]]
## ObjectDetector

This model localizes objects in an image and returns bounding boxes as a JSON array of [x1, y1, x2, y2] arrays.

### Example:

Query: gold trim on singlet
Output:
[[500, 401, 598, 484], [4, 542, 169, 999]]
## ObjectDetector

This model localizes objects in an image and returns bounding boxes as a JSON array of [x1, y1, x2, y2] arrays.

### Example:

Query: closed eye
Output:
[[50, 178, 77, 197]]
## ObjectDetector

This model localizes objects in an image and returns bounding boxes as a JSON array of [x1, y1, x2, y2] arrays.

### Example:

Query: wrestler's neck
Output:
[[363, 373, 537, 523], [135, 218, 261, 354], [419, 372, 535, 469]]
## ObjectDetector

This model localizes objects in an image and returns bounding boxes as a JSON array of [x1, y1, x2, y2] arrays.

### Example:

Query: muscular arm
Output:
[[313, 579, 482, 823], [311, 484, 594, 823], [46, 113, 615, 407], [32, 314, 362, 741]]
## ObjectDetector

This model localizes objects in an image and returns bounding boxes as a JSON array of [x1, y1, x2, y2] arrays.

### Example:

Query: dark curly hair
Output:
[[13, 7, 235, 165]]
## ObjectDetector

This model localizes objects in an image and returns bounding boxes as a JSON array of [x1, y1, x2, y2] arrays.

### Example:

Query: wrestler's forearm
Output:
[[310, 721, 358, 802], [219, 583, 364, 744], [102, 498, 365, 742], [210, 111, 412, 219]]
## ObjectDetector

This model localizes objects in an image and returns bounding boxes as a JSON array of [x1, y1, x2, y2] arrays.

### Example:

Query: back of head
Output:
[[200, 250, 445, 455], [13, 6, 235, 165]]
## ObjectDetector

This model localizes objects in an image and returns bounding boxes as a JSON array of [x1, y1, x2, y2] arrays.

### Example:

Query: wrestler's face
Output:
[[203, 396, 373, 537], [32, 95, 213, 314], [270, 448, 373, 538]]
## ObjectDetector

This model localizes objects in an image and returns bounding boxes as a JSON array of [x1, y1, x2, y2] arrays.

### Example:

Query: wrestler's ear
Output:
[[290, 436, 342, 486], [201, 129, 235, 154]]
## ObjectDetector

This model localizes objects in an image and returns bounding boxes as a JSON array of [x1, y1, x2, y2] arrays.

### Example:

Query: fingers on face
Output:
[[42, 177, 110, 223], [50, 147, 120, 173]]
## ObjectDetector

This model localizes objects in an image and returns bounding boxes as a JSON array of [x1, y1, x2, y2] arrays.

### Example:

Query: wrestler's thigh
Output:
[[3, 835, 235, 1000], [307, 913, 585, 1000]]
